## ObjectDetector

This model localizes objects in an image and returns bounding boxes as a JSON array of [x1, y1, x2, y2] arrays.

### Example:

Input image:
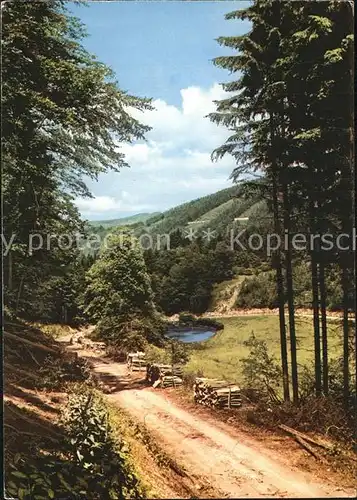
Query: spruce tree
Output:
[[210, 0, 354, 403]]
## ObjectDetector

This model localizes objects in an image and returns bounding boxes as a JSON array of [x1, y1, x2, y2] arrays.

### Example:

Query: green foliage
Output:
[[194, 317, 224, 331], [176, 313, 224, 333], [178, 312, 196, 324], [2, 0, 151, 322], [168, 340, 190, 365], [38, 354, 91, 390], [156, 246, 214, 314], [236, 272, 278, 309], [241, 332, 282, 398], [145, 241, 238, 315], [6, 456, 84, 500], [234, 267, 254, 276], [94, 314, 166, 354], [6, 388, 144, 499], [84, 232, 154, 323], [145, 344, 171, 365], [88, 213, 160, 229], [235, 264, 346, 311], [143, 186, 239, 235]]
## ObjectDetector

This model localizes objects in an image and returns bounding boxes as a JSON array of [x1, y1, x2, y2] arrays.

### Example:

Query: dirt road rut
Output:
[[82, 356, 354, 499]]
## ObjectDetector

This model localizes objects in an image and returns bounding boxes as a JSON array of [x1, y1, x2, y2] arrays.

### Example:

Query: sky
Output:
[[70, 1, 251, 220]]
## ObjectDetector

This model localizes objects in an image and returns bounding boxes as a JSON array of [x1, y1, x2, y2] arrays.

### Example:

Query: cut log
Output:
[[127, 352, 147, 372], [147, 363, 184, 388], [160, 376, 183, 388], [294, 436, 322, 461], [278, 424, 334, 451], [4, 331, 59, 354], [194, 377, 242, 409]]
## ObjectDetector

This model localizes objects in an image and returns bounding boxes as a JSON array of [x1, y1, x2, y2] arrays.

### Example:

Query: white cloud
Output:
[[75, 194, 155, 218], [127, 82, 230, 153], [76, 196, 121, 213], [75, 83, 236, 220]]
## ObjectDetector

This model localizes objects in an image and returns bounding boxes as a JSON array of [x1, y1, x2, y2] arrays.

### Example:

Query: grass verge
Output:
[[186, 315, 345, 384]]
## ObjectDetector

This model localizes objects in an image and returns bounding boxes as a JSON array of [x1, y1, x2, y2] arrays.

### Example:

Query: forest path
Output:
[[59, 332, 354, 499], [204, 307, 354, 320]]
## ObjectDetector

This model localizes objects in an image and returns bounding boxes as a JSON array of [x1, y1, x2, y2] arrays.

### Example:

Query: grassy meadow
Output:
[[186, 315, 345, 385]]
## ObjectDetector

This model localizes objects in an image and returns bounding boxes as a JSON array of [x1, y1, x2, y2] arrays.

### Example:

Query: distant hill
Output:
[[88, 212, 160, 228], [84, 185, 270, 245], [140, 185, 269, 237]]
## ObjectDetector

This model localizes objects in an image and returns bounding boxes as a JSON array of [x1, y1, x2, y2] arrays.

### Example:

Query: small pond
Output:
[[166, 328, 216, 343]]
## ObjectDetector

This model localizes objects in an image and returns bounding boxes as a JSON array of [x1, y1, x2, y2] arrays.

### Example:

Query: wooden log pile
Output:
[[159, 375, 183, 388], [194, 378, 242, 409], [127, 351, 146, 371], [146, 363, 183, 388]]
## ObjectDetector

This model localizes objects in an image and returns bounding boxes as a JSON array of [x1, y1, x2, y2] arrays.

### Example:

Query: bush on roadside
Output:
[[168, 339, 190, 365], [183, 368, 204, 388], [244, 357, 356, 447], [241, 331, 282, 401], [145, 344, 171, 364], [38, 354, 91, 390], [6, 387, 145, 499], [246, 396, 354, 446], [94, 313, 166, 356]]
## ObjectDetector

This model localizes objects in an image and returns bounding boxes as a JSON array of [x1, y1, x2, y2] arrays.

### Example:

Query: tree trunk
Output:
[[271, 163, 289, 400], [8, 250, 12, 291], [319, 261, 328, 395], [283, 185, 298, 402], [341, 265, 350, 409], [309, 200, 322, 396], [347, 9, 356, 416], [15, 275, 24, 314]]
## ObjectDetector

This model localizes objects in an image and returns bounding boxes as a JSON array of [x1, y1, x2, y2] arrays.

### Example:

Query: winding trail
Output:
[[61, 335, 355, 499]]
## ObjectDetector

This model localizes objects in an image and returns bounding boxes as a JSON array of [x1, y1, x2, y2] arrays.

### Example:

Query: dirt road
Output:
[[203, 308, 353, 321], [64, 342, 354, 499]]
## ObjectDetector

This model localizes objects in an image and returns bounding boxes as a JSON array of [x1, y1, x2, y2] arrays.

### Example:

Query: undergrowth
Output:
[[5, 386, 146, 499]]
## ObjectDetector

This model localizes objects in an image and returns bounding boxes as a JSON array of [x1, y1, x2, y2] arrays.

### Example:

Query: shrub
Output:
[[145, 344, 171, 364], [235, 272, 278, 309], [95, 313, 166, 353], [259, 262, 271, 273], [235, 267, 254, 276], [176, 314, 224, 331], [6, 387, 144, 499], [183, 368, 204, 388], [241, 331, 282, 400], [247, 397, 354, 446], [38, 354, 91, 390], [195, 317, 224, 331], [178, 312, 196, 324], [168, 339, 190, 365]]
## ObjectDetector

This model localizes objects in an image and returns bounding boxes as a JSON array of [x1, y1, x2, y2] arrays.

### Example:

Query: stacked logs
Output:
[[127, 352, 146, 371], [146, 363, 183, 388], [194, 378, 242, 409], [160, 375, 183, 388]]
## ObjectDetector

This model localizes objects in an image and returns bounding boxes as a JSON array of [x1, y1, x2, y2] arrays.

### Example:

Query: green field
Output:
[[186, 315, 344, 384]]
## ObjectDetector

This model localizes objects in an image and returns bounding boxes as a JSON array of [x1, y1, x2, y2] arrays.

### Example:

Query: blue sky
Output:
[[70, 1, 251, 220]]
